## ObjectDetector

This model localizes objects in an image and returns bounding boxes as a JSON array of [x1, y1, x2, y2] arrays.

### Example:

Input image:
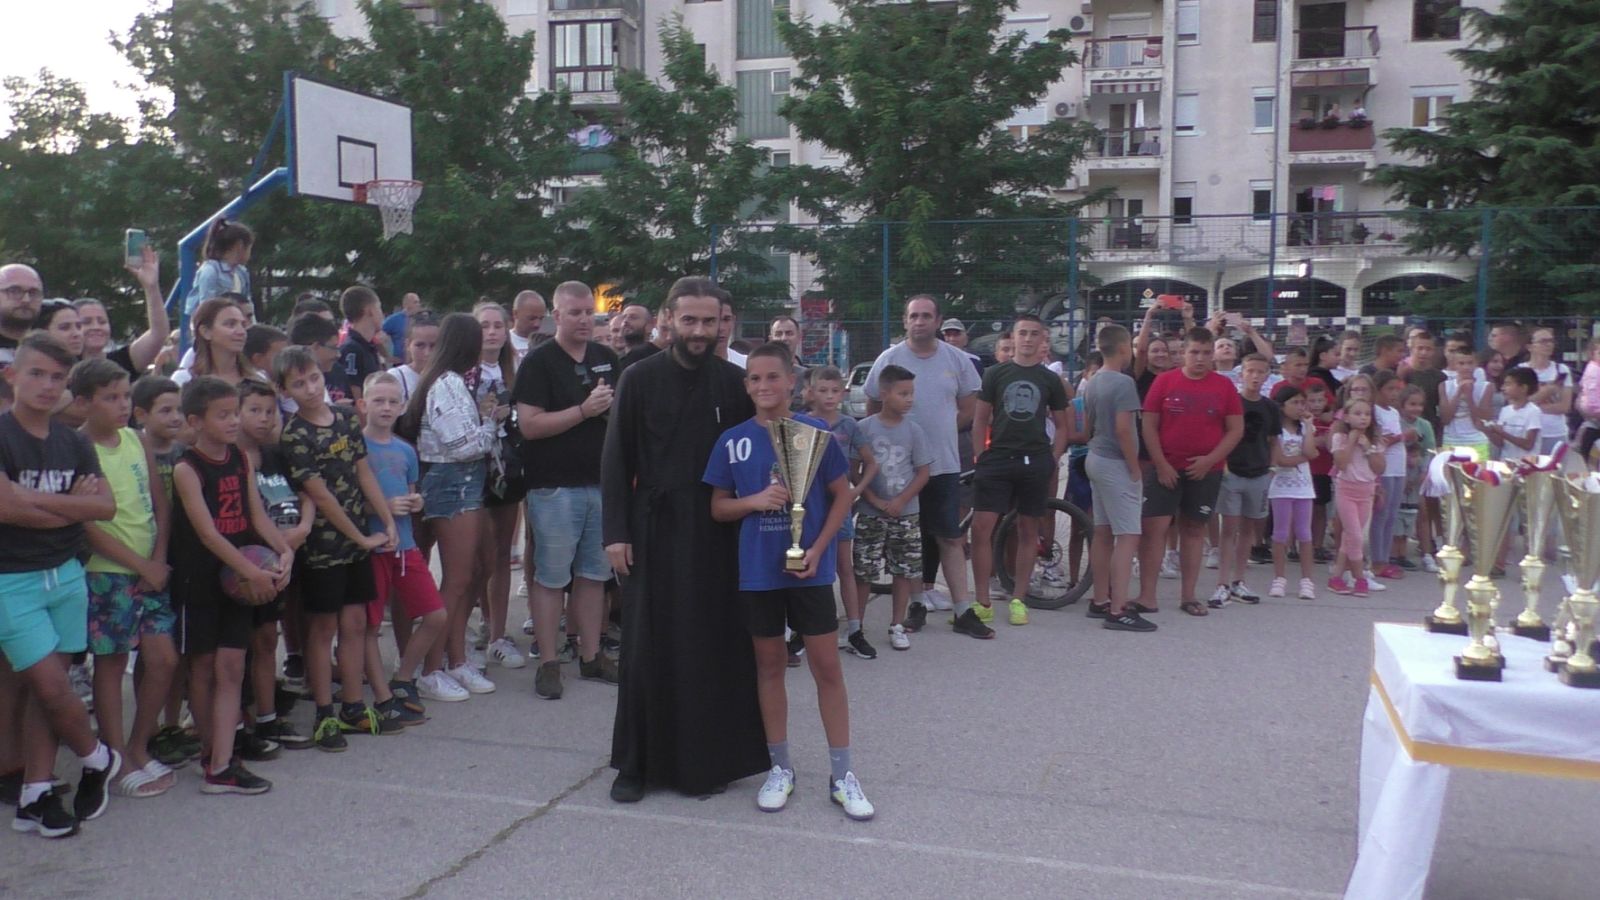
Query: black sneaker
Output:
[[610, 773, 644, 804], [282, 654, 306, 693], [72, 746, 121, 822], [338, 704, 381, 736], [844, 630, 878, 659], [388, 679, 426, 716], [234, 728, 281, 762], [147, 726, 196, 767], [785, 632, 805, 667], [313, 716, 347, 752], [535, 661, 564, 699], [1249, 545, 1273, 565], [1314, 548, 1334, 564], [1104, 611, 1158, 632], [1085, 601, 1111, 619], [903, 602, 928, 633], [274, 684, 301, 717], [0, 769, 19, 806], [1394, 557, 1419, 571], [952, 608, 995, 640], [202, 761, 271, 795], [13, 793, 77, 838], [371, 701, 407, 734], [579, 654, 620, 684], [257, 718, 311, 749]]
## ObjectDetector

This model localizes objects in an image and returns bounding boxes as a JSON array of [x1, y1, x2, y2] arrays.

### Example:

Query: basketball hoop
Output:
[[356, 179, 423, 239]]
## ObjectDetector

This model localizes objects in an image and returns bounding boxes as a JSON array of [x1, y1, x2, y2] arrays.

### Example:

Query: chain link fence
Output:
[[712, 207, 1600, 373]]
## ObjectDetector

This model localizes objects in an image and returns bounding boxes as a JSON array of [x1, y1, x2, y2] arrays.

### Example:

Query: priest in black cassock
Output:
[[601, 278, 769, 802]]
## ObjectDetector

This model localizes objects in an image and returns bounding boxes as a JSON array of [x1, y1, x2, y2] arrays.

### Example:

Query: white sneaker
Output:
[[888, 624, 910, 651], [447, 663, 496, 694], [1160, 550, 1179, 580], [488, 638, 527, 669], [919, 588, 953, 611], [1268, 577, 1287, 598], [1422, 555, 1439, 574], [469, 620, 487, 649], [1203, 547, 1221, 570], [418, 670, 469, 702], [515, 580, 528, 601], [467, 647, 488, 669], [1363, 570, 1387, 591], [830, 772, 874, 821], [522, 617, 536, 636], [988, 576, 1007, 600], [1298, 578, 1317, 600], [756, 766, 794, 812], [1039, 558, 1069, 589], [1208, 584, 1232, 609]]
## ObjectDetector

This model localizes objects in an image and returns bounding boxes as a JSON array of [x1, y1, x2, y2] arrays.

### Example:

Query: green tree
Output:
[[774, 0, 1103, 318], [1372, 0, 1600, 313], [559, 18, 788, 310]]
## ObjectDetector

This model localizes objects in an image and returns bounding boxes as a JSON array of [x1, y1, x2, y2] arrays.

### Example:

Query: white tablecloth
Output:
[[1346, 623, 1600, 899]]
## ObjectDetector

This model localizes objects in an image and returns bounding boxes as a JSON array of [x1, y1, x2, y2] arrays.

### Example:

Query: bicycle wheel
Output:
[[993, 499, 1094, 610]]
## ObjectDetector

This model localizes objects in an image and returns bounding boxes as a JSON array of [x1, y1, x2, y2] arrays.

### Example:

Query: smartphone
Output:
[[1157, 293, 1184, 310], [124, 229, 147, 267], [1225, 312, 1244, 329]]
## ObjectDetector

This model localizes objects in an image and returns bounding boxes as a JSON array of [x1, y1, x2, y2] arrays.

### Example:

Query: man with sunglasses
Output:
[[0, 265, 45, 372]]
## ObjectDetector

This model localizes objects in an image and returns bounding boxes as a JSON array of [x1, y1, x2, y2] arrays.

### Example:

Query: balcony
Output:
[[1289, 116, 1376, 166], [550, 0, 641, 17], [1091, 217, 1161, 256], [1292, 26, 1378, 69], [1085, 129, 1163, 171], [1283, 212, 1417, 257], [1083, 36, 1164, 85]]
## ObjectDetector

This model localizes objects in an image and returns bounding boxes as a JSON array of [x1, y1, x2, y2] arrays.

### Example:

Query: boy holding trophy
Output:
[[703, 343, 872, 821]]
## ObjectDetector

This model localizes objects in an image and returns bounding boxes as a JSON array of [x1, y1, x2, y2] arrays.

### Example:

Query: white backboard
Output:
[[288, 74, 413, 203]]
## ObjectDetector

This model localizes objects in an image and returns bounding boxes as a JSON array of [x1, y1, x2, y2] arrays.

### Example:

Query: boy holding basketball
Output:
[[169, 376, 293, 794], [275, 347, 400, 752], [71, 359, 180, 797]]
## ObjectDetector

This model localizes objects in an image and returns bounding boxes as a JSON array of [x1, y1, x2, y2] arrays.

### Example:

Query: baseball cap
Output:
[[940, 318, 966, 333]]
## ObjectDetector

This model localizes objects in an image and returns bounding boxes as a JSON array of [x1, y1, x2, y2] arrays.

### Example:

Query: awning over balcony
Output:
[[1091, 81, 1160, 95], [1291, 69, 1370, 89]]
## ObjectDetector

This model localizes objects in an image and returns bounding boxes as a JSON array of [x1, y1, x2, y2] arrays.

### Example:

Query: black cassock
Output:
[[601, 349, 768, 794]]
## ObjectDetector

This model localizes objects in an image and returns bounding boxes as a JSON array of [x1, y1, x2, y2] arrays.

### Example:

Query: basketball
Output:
[[221, 545, 282, 605]]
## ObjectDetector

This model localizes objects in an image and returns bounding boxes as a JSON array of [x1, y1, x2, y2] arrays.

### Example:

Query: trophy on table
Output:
[[1426, 451, 1475, 635], [1552, 473, 1600, 688], [1453, 461, 1519, 682], [1511, 455, 1559, 640], [765, 417, 832, 572]]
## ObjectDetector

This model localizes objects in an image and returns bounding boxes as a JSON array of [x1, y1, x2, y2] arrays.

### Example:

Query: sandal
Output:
[[115, 761, 175, 798], [1180, 600, 1209, 617]]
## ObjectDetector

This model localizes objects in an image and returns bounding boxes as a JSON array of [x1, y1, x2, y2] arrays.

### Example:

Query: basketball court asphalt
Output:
[[2, 556, 1594, 899]]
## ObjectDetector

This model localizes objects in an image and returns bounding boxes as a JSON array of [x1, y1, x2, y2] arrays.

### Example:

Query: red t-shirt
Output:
[[1308, 419, 1334, 476], [1143, 368, 1243, 473]]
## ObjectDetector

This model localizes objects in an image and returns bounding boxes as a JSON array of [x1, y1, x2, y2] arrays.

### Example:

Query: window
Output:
[[771, 69, 790, 94], [1177, 1, 1200, 44], [1411, 89, 1455, 129], [1172, 183, 1196, 225], [553, 21, 618, 93], [737, 70, 789, 139], [737, 0, 789, 60], [1174, 93, 1199, 133], [1252, 91, 1275, 131], [1251, 180, 1273, 221], [1252, 1, 1277, 42], [1413, 0, 1462, 41]]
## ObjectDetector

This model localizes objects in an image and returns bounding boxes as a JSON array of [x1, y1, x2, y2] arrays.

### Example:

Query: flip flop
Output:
[[115, 762, 175, 798], [1180, 600, 1209, 617]]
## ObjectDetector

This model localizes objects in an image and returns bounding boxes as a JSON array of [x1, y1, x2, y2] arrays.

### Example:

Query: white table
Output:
[[1346, 623, 1600, 899]]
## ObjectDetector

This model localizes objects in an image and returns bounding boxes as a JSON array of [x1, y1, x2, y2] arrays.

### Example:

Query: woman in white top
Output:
[[172, 296, 262, 388], [402, 313, 501, 699], [387, 310, 439, 404], [1517, 326, 1572, 452], [471, 301, 525, 670]]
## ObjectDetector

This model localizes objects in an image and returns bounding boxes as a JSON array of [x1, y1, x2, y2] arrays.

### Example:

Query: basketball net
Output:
[[356, 179, 423, 239]]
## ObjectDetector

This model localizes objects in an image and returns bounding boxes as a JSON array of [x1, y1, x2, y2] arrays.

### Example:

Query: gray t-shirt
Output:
[[1084, 369, 1142, 462], [852, 414, 933, 518], [863, 341, 982, 477]]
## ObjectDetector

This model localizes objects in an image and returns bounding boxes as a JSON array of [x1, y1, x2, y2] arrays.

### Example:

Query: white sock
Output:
[[79, 741, 111, 772], [19, 781, 50, 807]]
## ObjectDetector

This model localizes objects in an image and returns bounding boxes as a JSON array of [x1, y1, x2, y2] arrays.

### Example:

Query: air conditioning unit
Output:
[[1052, 101, 1078, 119], [1068, 14, 1093, 34]]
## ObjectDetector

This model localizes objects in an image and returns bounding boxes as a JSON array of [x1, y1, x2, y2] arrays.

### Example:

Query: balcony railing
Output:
[[1285, 211, 1413, 248], [1084, 36, 1164, 70], [550, 0, 641, 16], [1289, 117, 1375, 152], [1293, 26, 1378, 61], [1088, 129, 1163, 159], [1096, 217, 1160, 251]]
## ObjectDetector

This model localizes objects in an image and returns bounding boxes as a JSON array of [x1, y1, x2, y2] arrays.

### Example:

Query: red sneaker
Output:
[[1376, 564, 1404, 580], [1327, 576, 1353, 596]]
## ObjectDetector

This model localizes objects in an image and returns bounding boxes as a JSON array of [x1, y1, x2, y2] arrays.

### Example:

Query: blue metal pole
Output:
[[1474, 208, 1492, 346], [166, 167, 291, 351], [880, 222, 891, 351]]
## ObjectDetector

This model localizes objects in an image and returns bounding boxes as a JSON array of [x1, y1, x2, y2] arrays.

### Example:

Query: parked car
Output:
[[844, 362, 874, 419]]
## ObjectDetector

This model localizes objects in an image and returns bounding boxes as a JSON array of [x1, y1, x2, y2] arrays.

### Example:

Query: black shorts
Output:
[[739, 586, 837, 639], [1141, 468, 1224, 523], [173, 591, 255, 655], [300, 558, 377, 616], [1312, 473, 1333, 506], [974, 454, 1054, 517]]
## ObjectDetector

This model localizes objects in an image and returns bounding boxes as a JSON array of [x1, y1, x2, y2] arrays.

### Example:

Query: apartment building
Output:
[[315, 0, 1491, 320]]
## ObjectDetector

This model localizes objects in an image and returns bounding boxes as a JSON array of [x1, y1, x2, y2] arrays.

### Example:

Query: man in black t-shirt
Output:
[[336, 286, 386, 402], [0, 335, 122, 835], [513, 281, 620, 699], [0, 265, 45, 373]]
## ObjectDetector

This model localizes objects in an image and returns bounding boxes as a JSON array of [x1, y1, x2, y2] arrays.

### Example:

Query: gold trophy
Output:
[[1426, 452, 1474, 635], [765, 417, 833, 572], [1511, 456, 1559, 640], [1552, 473, 1600, 688], [1453, 461, 1519, 681]]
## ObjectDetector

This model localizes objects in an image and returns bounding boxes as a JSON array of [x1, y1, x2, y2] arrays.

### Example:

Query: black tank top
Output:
[[169, 445, 259, 587]]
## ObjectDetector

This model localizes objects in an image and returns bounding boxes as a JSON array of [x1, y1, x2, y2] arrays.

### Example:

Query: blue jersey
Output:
[[365, 435, 419, 552], [703, 414, 848, 592]]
